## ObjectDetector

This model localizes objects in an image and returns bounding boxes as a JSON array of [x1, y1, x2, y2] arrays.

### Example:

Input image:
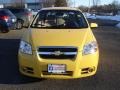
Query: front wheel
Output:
[[1, 30, 9, 33], [0, 25, 9, 33]]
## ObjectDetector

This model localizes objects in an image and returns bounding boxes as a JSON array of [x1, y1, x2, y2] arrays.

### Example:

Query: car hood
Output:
[[30, 28, 90, 51]]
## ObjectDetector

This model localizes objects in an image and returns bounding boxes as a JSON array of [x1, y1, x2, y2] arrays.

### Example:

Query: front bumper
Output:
[[18, 51, 99, 79]]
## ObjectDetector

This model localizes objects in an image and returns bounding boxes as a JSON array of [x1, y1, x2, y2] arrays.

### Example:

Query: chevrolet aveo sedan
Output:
[[18, 7, 99, 79]]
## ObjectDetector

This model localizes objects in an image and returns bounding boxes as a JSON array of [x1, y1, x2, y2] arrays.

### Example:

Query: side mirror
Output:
[[90, 23, 98, 28]]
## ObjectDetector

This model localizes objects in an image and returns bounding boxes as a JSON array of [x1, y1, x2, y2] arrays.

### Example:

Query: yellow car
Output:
[[18, 7, 99, 79]]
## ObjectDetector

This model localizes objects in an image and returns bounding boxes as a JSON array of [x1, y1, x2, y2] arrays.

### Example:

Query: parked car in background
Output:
[[0, 8, 16, 33], [31, 9, 40, 17], [8, 8, 32, 29]]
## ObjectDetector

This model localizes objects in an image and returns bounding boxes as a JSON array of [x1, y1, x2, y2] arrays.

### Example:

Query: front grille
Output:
[[38, 46, 77, 59]]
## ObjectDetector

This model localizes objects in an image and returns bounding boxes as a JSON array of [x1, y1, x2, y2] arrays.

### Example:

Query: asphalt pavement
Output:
[[0, 20, 120, 90]]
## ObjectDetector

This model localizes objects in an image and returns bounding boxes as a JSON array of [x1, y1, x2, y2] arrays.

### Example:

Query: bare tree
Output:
[[67, 0, 73, 7], [78, 6, 89, 12], [39, 0, 55, 8], [54, 0, 68, 7], [39, 0, 69, 8]]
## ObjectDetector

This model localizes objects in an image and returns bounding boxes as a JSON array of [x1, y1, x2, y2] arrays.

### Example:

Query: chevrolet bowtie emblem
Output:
[[51, 51, 63, 56]]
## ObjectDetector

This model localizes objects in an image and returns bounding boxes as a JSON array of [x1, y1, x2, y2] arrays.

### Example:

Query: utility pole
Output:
[[21, 0, 22, 8], [92, 0, 101, 6], [20, 0, 25, 8], [88, 0, 91, 13], [93, 0, 95, 6], [74, 0, 75, 7]]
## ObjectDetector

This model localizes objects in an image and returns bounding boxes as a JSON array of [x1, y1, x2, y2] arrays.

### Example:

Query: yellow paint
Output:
[[18, 7, 99, 79]]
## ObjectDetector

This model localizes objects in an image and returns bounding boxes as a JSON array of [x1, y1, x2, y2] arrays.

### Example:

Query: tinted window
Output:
[[31, 10, 88, 29], [9, 9, 29, 13]]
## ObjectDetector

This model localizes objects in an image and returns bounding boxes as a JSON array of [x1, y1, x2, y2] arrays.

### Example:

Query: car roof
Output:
[[41, 7, 81, 11]]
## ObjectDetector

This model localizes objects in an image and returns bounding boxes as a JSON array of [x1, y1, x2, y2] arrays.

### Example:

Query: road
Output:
[[0, 20, 120, 90]]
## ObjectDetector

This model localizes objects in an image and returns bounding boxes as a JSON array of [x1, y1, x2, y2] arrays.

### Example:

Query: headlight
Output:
[[83, 41, 98, 55], [19, 41, 32, 54]]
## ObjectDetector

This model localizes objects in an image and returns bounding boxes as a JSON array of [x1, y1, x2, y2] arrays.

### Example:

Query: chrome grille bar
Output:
[[37, 46, 78, 59], [38, 52, 77, 55], [38, 46, 77, 48]]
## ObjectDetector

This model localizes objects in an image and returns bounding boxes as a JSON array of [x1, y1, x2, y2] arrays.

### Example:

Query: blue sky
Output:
[[0, 0, 119, 6]]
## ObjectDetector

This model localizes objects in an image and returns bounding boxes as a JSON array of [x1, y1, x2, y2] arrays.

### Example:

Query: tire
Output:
[[0, 29, 9, 33], [2, 30, 9, 33], [16, 20, 23, 30], [0, 25, 9, 33]]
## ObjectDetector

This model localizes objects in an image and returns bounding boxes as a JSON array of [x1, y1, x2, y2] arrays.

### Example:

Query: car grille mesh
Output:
[[38, 46, 78, 59]]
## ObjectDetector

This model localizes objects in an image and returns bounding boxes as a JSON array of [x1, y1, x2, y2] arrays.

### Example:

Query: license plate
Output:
[[48, 64, 66, 73]]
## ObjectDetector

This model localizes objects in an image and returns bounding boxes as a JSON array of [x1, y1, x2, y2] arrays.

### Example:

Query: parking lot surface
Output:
[[0, 20, 120, 90]]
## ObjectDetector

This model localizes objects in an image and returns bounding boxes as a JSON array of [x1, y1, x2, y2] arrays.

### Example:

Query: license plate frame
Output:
[[48, 64, 66, 74]]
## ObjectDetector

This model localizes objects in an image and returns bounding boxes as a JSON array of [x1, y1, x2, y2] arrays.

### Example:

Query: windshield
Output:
[[31, 10, 88, 29]]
